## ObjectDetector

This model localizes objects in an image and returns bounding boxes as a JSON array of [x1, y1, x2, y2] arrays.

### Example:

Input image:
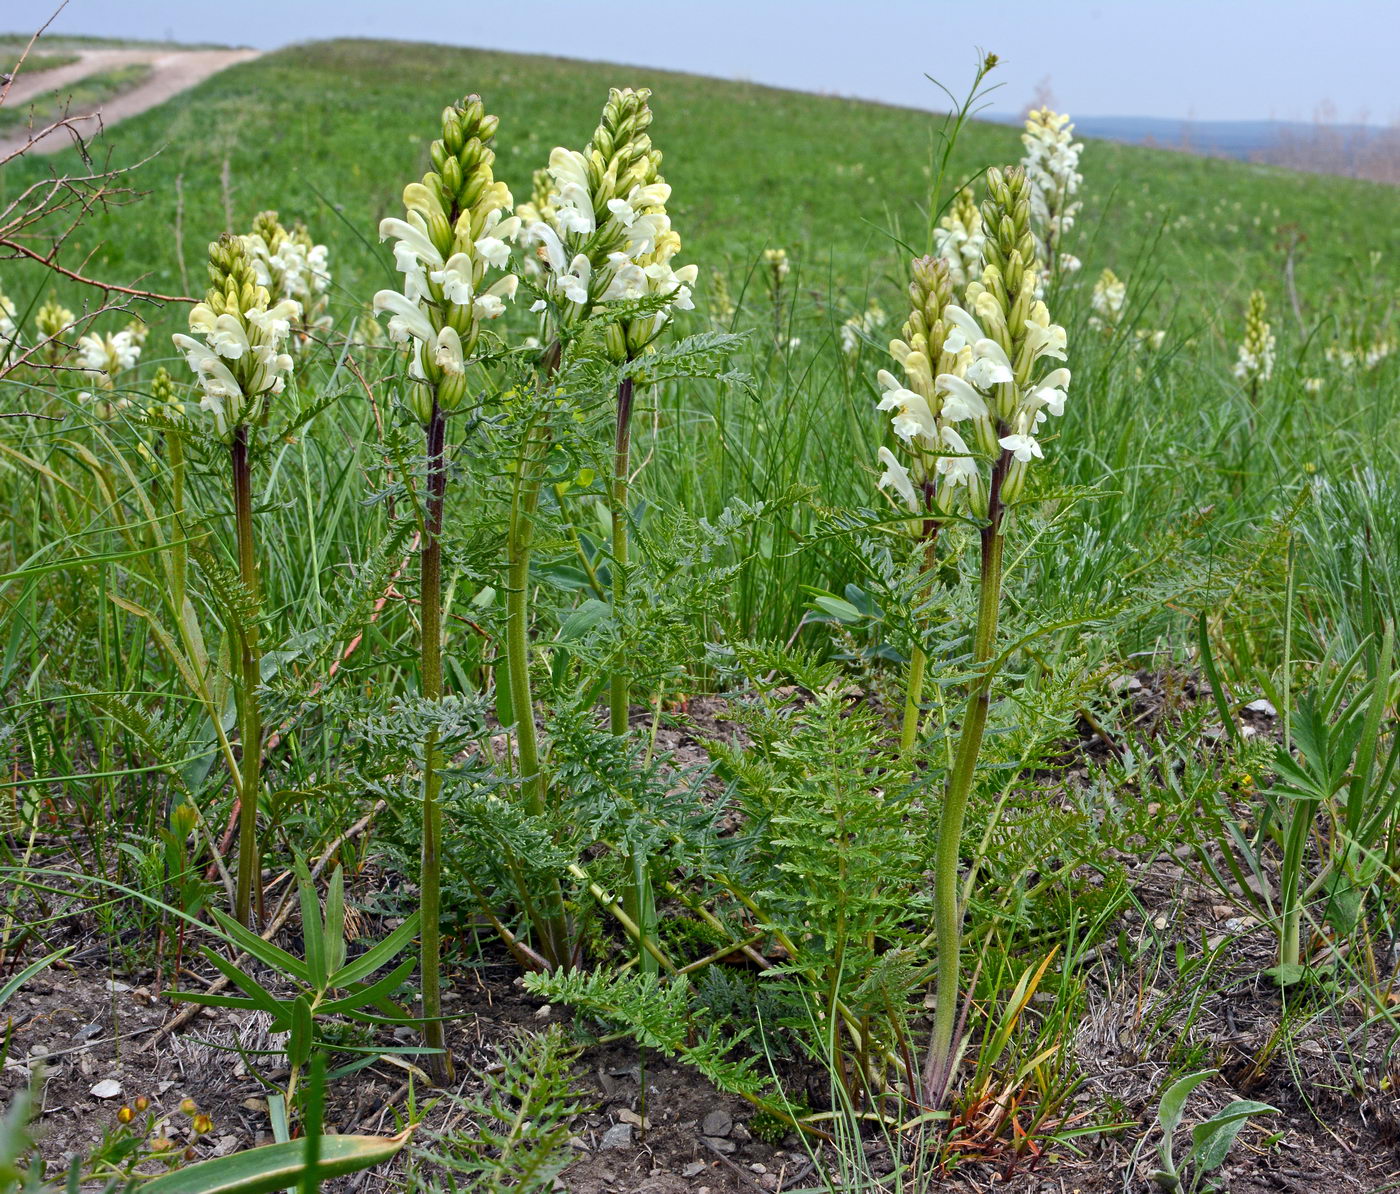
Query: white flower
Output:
[[473, 275, 519, 321], [559, 255, 592, 305], [942, 304, 987, 353], [964, 338, 1014, 388], [431, 253, 478, 306], [474, 235, 512, 270], [1025, 367, 1070, 418], [373, 289, 436, 344], [935, 426, 979, 487], [999, 433, 1043, 463], [877, 369, 937, 442], [1024, 306, 1067, 362], [379, 214, 444, 275], [433, 325, 465, 375], [934, 373, 989, 423], [877, 446, 920, 512]]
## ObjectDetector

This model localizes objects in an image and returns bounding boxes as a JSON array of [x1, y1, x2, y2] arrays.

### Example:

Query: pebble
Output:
[[89, 1079, 122, 1099], [600, 1122, 634, 1150], [700, 1109, 732, 1137], [682, 1162, 707, 1178], [617, 1108, 650, 1128], [1245, 698, 1278, 717], [703, 1135, 736, 1154]]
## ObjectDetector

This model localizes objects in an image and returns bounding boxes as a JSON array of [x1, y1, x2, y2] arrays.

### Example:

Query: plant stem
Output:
[[927, 478, 1006, 1101], [168, 431, 187, 615], [419, 402, 453, 1083], [230, 425, 263, 928], [901, 647, 927, 759], [900, 532, 939, 762], [505, 419, 571, 968], [609, 376, 636, 736]]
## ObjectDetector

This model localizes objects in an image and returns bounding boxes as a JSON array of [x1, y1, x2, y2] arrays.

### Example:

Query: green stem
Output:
[[505, 419, 571, 968], [231, 425, 263, 928], [900, 531, 939, 763], [927, 479, 1006, 1101], [168, 431, 187, 615], [901, 647, 927, 759], [419, 403, 453, 1083], [609, 377, 636, 736]]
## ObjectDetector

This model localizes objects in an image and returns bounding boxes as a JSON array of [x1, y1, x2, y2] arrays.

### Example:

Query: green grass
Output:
[[3, 50, 81, 74], [0, 61, 153, 133]]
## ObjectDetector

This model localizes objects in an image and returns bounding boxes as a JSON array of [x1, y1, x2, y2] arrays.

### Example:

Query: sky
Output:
[[33, 0, 1400, 126]]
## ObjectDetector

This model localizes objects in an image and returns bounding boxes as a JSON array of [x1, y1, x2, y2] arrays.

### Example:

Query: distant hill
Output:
[[990, 112, 1400, 183]]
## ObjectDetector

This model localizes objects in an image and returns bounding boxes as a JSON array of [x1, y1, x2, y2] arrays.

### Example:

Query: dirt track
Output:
[[0, 46, 261, 160]]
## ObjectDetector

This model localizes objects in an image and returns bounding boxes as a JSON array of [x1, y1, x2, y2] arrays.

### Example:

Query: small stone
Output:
[[682, 1162, 707, 1178], [104, 980, 131, 994], [600, 1122, 633, 1150], [75, 1024, 102, 1041], [1245, 698, 1277, 717], [701, 1109, 732, 1137], [392, 1026, 416, 1042], [90, 1079, 122, 1099], [617, 1107, 650, 1129], [703, 1135, 737, 1154], [534, 1004, 553, 1019], [759, 1176, 779, 1192], [568, 1135, 589, 1151]]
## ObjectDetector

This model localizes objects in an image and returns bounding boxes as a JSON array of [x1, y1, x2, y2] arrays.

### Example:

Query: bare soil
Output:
[[5, 688, 1400, 1191], [0, 47, 261, 160]]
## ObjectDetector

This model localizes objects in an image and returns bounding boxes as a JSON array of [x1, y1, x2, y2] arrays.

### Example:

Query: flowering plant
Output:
[[375, 96, 521, 423], [172, 235, 299, 439], [1020, 106, 1083, 277]]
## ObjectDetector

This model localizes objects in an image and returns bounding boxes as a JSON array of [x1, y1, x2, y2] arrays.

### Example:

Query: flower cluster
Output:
[[374, 95, 521, 422], [243, 210, 332, 345], [1232, 289, 1275, 386], [876, 167, 1070, 523], [1020, 107, 1083, 275], [933, 186, 985, 290], [1325, 335, 1395, 371], [35, 297, 75, 341], [840, 301, 886, 358], [519, 86, 696, 361], [1089, 268, 1126, 330], [77, 321, 147, 417], [0, 283, 17, 349], [172, 234, 300, 438], [763, 247, 790, 286]]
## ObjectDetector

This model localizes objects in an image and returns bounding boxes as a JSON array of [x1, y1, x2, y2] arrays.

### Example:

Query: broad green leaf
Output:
[[324, 867, 347, 976], [1189, 1099, 1278, 1172], [1156, 1069, 1215, 1136], [327, 911, 420, 989], [139, 1132, 410, 1193], [207, 907, 311, 984], [296, 859, 328, 989], [319, 956, 415, 1016], [288, 994, 314, 1069], [811, 595, 862, 624]]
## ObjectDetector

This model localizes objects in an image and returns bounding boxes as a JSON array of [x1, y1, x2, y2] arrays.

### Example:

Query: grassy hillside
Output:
[[7, 38, 1397, 319]]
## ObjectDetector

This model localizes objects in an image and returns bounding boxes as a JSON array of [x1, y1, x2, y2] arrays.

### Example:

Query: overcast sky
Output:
[[33, 0, 1400, 125]]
